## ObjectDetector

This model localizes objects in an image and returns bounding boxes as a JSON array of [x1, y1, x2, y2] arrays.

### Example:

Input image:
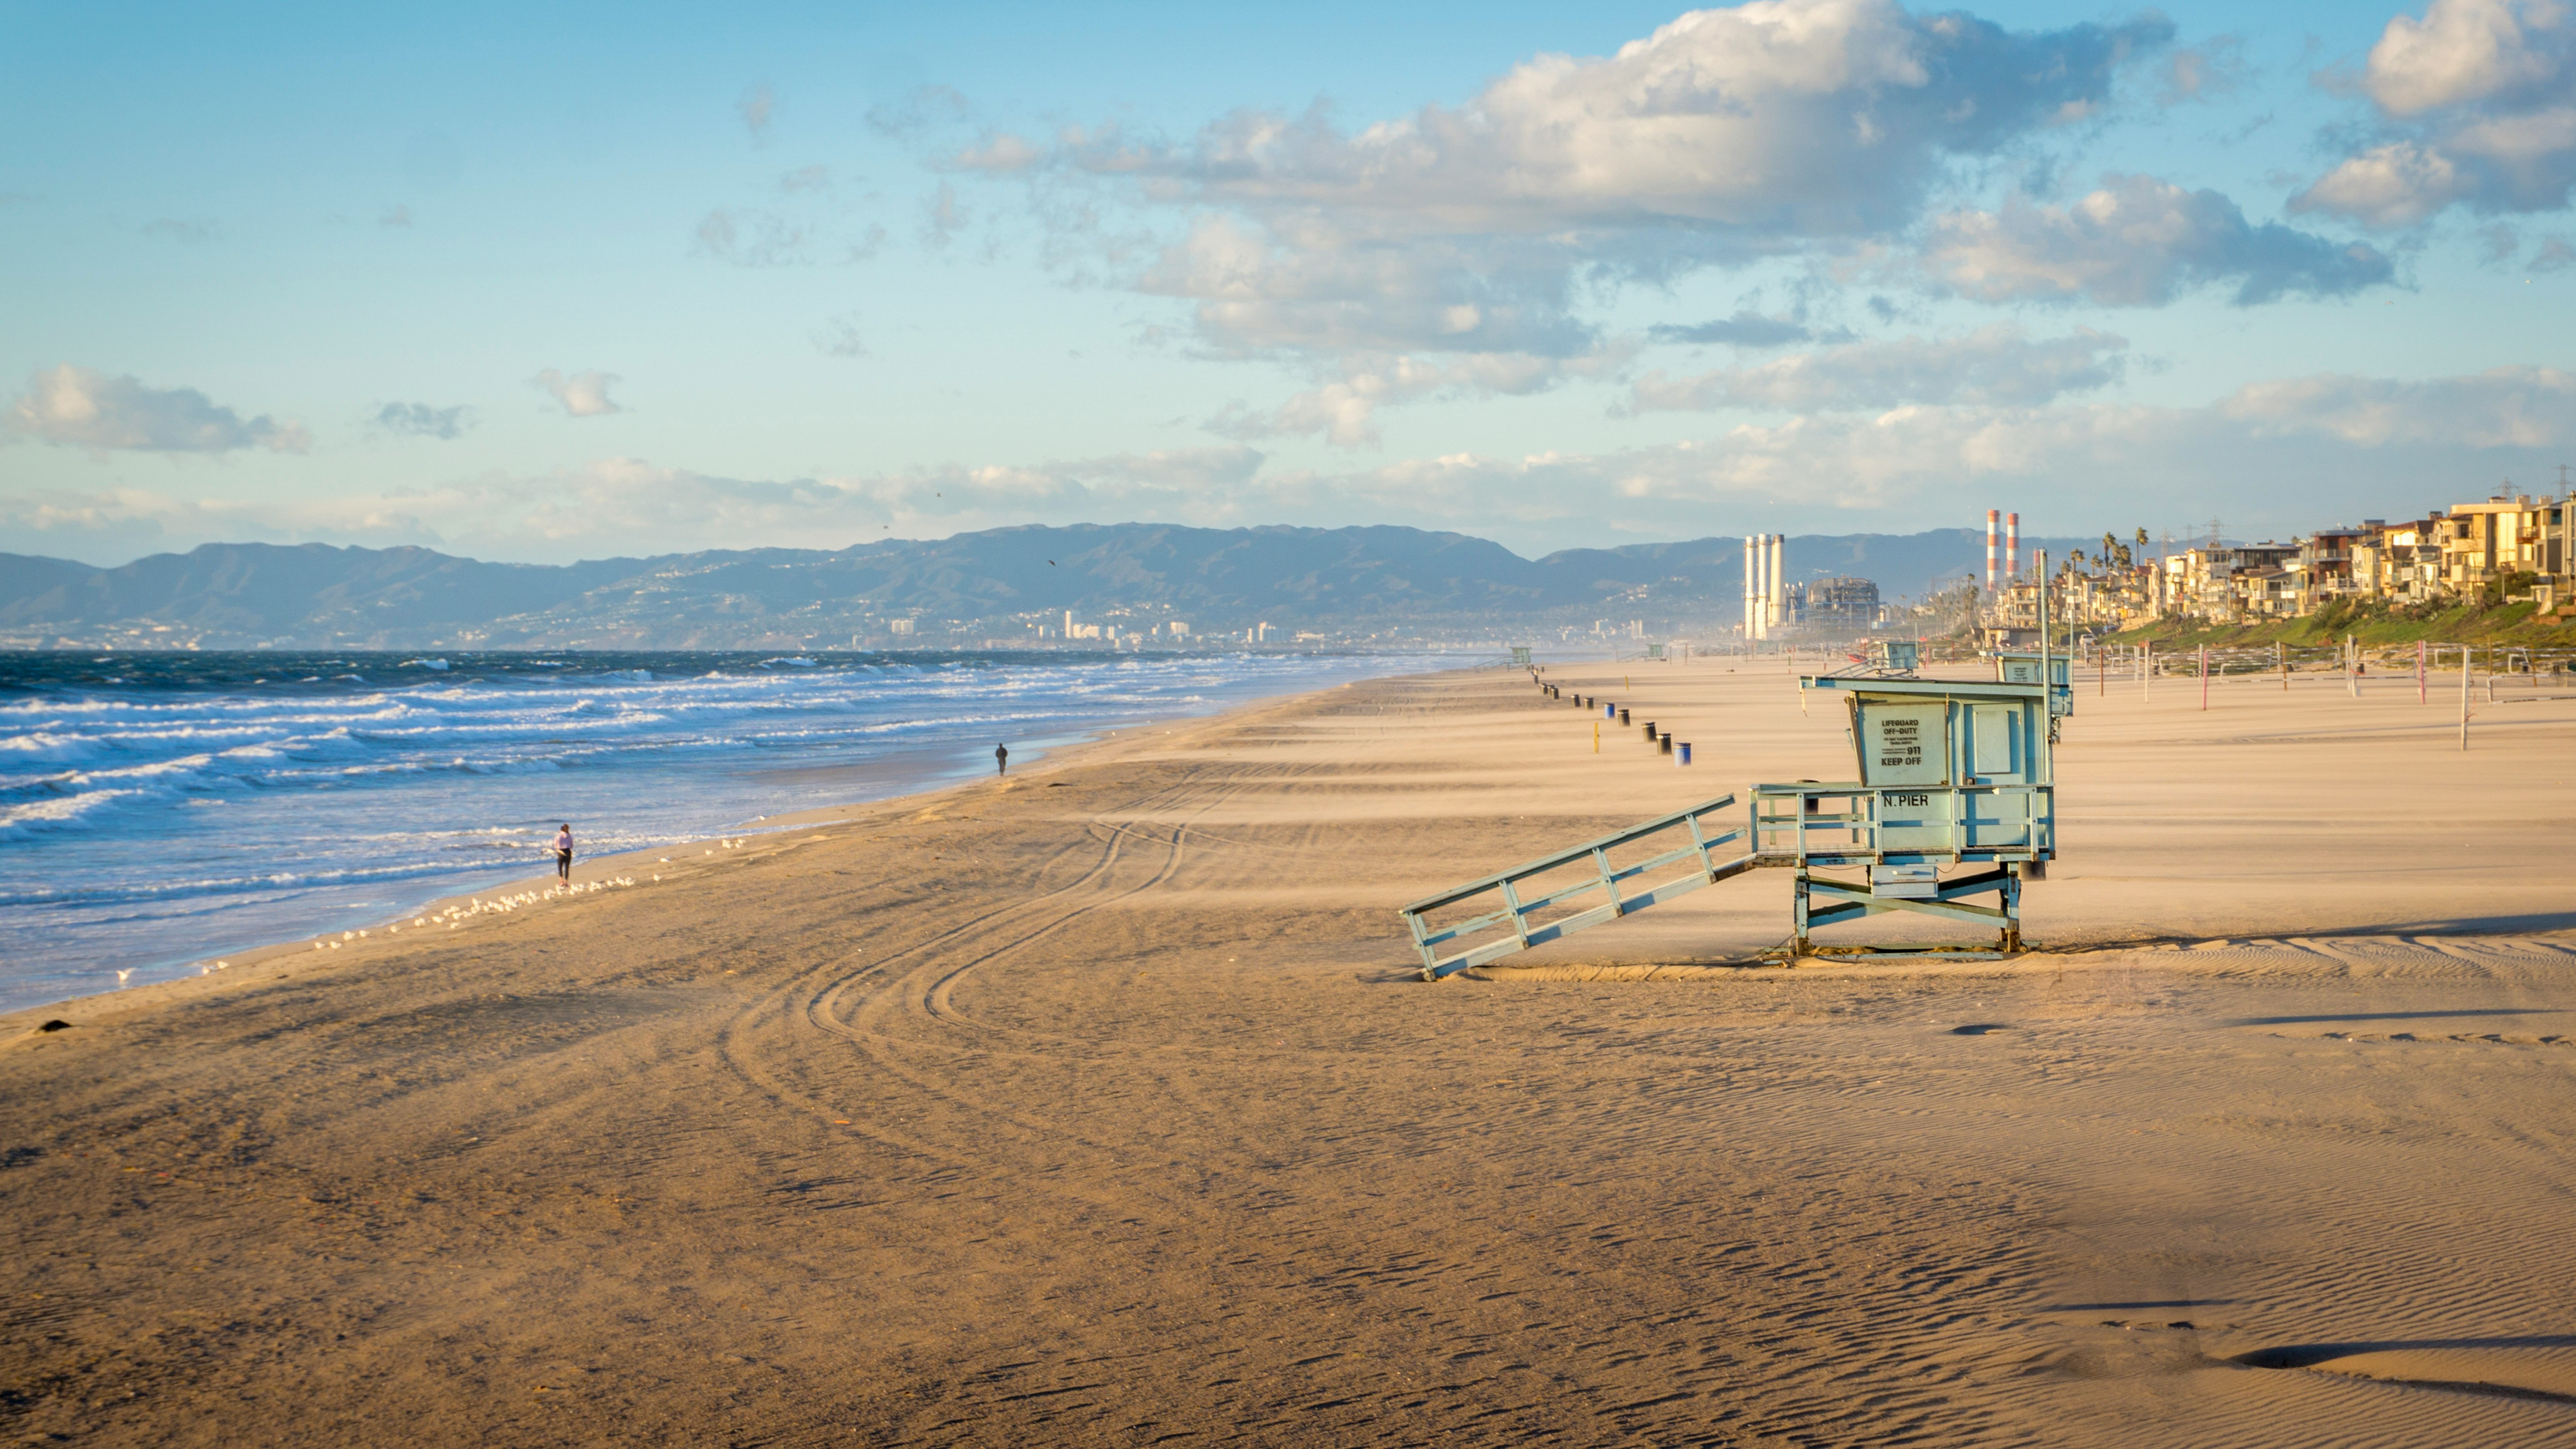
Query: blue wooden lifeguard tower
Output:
[[1751, 675, 2054, 957], [1400, 668, 2057, 976]]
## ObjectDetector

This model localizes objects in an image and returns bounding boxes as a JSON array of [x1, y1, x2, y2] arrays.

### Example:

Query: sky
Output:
[[2, 0, 2571, 566]]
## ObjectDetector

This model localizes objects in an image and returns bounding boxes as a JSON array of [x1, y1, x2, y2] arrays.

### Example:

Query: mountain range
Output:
[[0, 523, 2099, 649]]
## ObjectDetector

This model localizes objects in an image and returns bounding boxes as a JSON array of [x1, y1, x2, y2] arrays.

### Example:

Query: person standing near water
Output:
[[995, 744, 1009, 777], [554, 823, 573, 882]]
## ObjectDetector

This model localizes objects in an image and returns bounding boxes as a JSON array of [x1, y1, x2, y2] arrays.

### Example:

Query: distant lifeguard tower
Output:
[[1990, 650, 2073, 723]]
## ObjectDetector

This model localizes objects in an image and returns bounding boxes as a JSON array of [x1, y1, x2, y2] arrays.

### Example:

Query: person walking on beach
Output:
[[554, 823, 574, 882], [994, 743, 1010, 777]]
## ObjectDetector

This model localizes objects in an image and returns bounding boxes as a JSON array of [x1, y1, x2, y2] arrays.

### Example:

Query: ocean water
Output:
[[0, 649, 1444, 1012]]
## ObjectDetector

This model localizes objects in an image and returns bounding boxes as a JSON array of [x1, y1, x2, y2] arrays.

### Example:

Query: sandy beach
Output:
[[7, 658, 2576, 1446]]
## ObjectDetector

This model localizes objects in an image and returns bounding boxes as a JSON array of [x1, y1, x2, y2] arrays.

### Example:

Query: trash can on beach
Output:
[[1677, 742, 1693, 765]]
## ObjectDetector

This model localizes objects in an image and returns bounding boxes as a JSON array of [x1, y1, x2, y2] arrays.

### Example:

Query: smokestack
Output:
[[1985, 510, 1999, 592], [1753, 535, 1770, 639], [2006, 512, 2020, 580], [1742, 536, 1757, 641], [1767, 534, 1786, 637]]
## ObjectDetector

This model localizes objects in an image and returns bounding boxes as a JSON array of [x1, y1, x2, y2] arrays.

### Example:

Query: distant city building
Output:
[[1798, 576, 1881, 632], [1970, 486, 2573, 637], [888, 617, 916, 636]]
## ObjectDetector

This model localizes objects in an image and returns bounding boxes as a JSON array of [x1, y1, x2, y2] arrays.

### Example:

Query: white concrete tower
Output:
[[1753, 535, 1769, 639], [1766, 534, 1786, 636], [1756, 534, 1775, 639], [1743, 535, 1758, 641]]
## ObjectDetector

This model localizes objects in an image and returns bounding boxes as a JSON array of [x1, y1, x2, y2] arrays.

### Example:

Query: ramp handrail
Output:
[[1749, 782, 2053, 865], [1401, 795, 1749, 981]]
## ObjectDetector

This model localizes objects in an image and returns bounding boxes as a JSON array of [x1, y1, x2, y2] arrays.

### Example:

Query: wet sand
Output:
[[6, 660, 2576, 1446]]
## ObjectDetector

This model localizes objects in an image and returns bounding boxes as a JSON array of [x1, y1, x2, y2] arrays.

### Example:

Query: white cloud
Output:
[[0, 448, 1275, 561], [531, 369, 621, 417], [812, 314, 868, 358], [1630, 325, 2129, 412], [2161, 38, 2246, 103], [2297, 0, 2575, 226], [953, 134, 1041, 173], [1136, 214, 1591, 358], [866, 85, 972, 140], [4, 364, 311, 454], [13, 367, 2566, 565], [380, 204, 413, 228], [1080, 0, 2167, 240], [2363, 0, 2560, 114], [2216, 364, 2573, 446], [1209, 353, 1580, 447], [739, 83, 776, 140], [1007, 0, 2175, 362], [374, 402, 470, 439], [921, 181, 971, 249], [694, 208, 810, 266], [1649, 311, 1853, 347], [1926, 174, 2395, 304], [2294, 141, 2475, 227]]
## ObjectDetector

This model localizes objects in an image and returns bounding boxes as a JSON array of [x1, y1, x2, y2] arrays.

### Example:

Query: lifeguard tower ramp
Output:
[[1401, 798, 1751, 980], [1399, 677, 2054, 977]]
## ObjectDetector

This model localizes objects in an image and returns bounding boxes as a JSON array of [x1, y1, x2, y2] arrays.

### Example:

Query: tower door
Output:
[[1966, 703, 2026, 785]]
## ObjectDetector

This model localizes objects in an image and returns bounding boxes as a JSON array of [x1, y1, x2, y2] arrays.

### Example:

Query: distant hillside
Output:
[[0, 523, 2093, 649]]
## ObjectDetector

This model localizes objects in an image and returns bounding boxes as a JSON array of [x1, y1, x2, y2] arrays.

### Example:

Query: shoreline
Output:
[[3, 659, 1444, 1018], [5, 678, 1408, 1025]]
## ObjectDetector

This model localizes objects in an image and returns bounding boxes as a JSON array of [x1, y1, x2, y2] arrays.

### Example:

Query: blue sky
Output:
[[3, 0, 2570, 564]]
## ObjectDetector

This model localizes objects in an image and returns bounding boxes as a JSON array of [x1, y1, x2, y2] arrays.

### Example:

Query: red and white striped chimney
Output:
[[2006, 512, 2020, 580], [1985, 509, 1999, 591]]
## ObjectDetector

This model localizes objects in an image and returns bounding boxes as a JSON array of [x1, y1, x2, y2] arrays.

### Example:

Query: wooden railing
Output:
[[1399, 795, 1749, 981]]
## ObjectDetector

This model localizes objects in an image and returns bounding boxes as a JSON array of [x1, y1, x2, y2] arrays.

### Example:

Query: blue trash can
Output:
[[1677, 742, 1693, 766]]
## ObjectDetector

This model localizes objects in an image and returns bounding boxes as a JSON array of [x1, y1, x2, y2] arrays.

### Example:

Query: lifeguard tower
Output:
[[1814, 638, 1920, 680], [1991, 651, 2073, 722], [1750, 676, 2053, 957], [1400, 669, 2057, 977]]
